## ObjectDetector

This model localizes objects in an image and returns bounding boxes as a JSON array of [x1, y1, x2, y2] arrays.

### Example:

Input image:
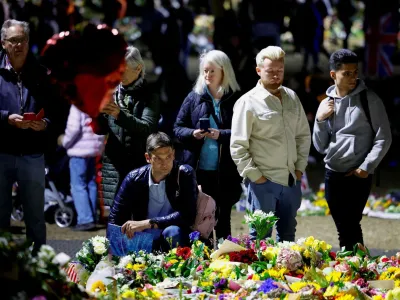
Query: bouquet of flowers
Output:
[[76, 236, 110, 272], [244, 210, 278, 259]]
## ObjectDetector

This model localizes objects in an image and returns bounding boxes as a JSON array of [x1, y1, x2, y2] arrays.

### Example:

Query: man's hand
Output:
[[193, 129, 206, 140], [121, 220, 151, 239], [316, 99, 334, 122], [8, 114, 31, 129], [29, 120, 47, 131], [101, 101, 121, 119], [254, 176, 268, 184], [354, 168, 369, 178], [295, 170, 302, 180], [204, 128, 220, 140], [345, 168, 369, 178], [57, 134, 65, 146]]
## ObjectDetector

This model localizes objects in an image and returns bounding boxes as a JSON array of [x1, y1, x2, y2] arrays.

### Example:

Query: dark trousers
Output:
[[325, 169, 373, 251], [197, 169, 239, 239]]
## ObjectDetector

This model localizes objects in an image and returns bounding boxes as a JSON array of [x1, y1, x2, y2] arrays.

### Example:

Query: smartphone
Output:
[[199, 118, 210, 132]]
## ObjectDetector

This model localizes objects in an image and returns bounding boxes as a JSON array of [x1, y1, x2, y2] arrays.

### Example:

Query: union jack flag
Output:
[[365, 12, 398, 77]]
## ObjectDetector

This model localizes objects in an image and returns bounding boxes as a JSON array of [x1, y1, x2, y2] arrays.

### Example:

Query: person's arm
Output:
[[150, 165, 198, 229], [0, 110, 9, 125], [115, 92, 160, 136], [295, 94, 311, 175], [173, 94, 196, 142], [312, 99, 332, 154], [230, 97, 261, 182], [218, 128, 232, 143], [358, 92, 392, 173], [62, 105, 82, 149], [108, 171, 136, 225]]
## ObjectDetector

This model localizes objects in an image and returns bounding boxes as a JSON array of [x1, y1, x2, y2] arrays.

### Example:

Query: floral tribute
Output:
[[3, 211, 400, 299]]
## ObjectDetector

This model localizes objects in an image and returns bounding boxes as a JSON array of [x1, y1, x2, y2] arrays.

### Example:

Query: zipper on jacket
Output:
[[17, 74, 23, 114]]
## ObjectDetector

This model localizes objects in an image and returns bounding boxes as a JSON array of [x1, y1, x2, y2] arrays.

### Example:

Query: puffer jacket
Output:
[[108, 162, 198, 229], [173, 89, 243, 202], [97, 79, 160, 206], [62, 104, 105, 157]]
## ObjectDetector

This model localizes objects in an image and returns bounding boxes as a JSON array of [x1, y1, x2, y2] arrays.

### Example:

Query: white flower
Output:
[[348, 256, 361, 268], [93, 243, 107, 255], [278, 241, 296, 248], [113, 273, 124, 280], [37, 259, 47, 269], [117, 256, 133, 268], [296, 238, 306, 245], [38, 245, 56, 260], [52, 252, 70, 266], [135, 257, 146, 264], [0, 237, 8, 246]]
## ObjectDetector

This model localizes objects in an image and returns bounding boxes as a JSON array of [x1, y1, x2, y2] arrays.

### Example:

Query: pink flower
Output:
[[228, 281, 242, 291], [335, 262, 351, 274], [196, 265, 203, 272], [276, 248, 303, 271], [165, 262, 172, 269]]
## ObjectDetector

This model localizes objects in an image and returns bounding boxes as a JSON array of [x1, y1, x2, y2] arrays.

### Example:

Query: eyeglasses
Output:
[[5, 36, 28, 45]]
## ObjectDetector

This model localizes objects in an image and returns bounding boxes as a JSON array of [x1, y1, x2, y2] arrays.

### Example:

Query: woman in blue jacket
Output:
[[174, 50, 242, 239]]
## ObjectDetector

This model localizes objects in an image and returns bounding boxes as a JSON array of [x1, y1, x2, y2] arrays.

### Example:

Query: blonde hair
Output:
[[193, 50, 240, 95], [256, 46, 286, 67]]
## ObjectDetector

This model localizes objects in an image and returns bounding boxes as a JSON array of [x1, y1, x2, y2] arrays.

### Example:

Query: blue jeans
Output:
[[247, 179, 302, 242], [0, 153, 46, 249], [69, 157, 97, 225]]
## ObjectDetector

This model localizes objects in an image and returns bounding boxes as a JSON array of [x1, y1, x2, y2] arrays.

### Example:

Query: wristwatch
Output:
[[149, 219, 157, 229]]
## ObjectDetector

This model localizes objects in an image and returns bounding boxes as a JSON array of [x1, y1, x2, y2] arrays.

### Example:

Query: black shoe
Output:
[[72, 222, 96, 231]]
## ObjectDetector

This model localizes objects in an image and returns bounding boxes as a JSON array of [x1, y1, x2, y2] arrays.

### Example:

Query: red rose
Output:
[[329, 251, 337, 260]]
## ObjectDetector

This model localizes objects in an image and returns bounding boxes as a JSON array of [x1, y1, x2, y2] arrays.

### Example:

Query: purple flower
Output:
[[214, 278, 228, 288], [189, 231, 201, 242], [227, 235, 240, 244], [32, 296, 47, 300], [257, 278, 278, 293]]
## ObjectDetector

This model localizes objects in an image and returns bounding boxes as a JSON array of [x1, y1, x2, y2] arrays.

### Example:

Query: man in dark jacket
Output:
[[0, 19, 51, 251], [108, 132, 197, 250]]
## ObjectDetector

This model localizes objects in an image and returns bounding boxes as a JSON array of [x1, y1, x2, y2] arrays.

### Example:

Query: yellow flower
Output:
[[396, 280, 400, 288], [372, 295, 384, 300], [386, 287, 400, 300], [335, 294, 355, 300], [291, 245, 303, 252], [121, 290, 136, 299], [262, 247, 280, 261], [168, 259, 178, 265], [290, 281, 321, 292], [90, 280, 106, 293], [326, 270, 342, 282], [304, 236, 315, 247], [343, 275, 352, 282], [253, 274, 260, 281], [132, 263, 145, 271], [267, 268, 287, 280], [140, 289, 162, 298], [303, 249, 311, 258], [200, 281, 213, 287], [323, 285, 339, 297]]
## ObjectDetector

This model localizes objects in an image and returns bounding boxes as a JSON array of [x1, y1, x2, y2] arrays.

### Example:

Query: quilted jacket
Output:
[[108, 162, 198, 229], [97, 79, 160, 206]]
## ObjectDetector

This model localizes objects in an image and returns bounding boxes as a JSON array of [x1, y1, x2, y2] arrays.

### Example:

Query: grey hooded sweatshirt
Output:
[[312, 79, 391, 173]]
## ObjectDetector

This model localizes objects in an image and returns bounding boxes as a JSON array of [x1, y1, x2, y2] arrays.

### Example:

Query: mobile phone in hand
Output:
[[199, 118, 210, 132]]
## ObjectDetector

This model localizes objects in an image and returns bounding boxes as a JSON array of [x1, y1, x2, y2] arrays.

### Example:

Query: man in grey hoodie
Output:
[[313, 49, 392, 251]]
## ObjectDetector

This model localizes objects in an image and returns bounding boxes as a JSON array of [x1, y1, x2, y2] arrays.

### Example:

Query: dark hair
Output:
[[329, 49, 358, 71], [146, 132, 174, 154]]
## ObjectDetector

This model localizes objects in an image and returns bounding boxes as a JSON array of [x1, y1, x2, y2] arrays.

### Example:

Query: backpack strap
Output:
[[360, 89, 374, 132]]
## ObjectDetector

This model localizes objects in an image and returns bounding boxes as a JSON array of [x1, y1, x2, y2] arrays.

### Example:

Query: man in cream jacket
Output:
[[230, 46, 311, 242]]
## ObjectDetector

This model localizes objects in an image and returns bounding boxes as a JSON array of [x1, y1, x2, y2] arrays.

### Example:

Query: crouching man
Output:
[[108, 132, 198, 251]]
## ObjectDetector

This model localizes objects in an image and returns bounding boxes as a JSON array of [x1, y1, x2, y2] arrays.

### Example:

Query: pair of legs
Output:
[[246, 177, 302, 242], [325, 169, 373, 251], [69, 157, 97, 226], [0, 153, 46, 251], [197, 170, 242, 240]]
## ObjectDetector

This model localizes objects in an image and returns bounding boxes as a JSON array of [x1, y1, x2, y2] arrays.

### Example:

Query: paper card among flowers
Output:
[[210, 239, 247, 260], [106, 223, 154, 256]]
